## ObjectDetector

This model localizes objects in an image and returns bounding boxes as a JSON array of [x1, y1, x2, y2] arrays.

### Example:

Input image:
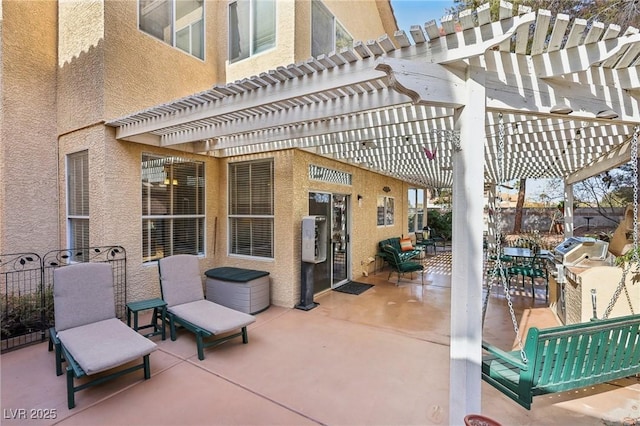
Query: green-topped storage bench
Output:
[[205, 267, 270, 314]]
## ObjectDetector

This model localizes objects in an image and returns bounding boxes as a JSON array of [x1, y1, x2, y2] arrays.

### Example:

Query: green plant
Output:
[[615, 246, 640, 268], [1, 288, 53, 340], [426, 209, 452, 240]]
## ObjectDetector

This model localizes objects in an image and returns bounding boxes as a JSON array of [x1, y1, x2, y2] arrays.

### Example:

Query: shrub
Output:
[[1, 288, 53, 339], [427, 209, 452, 240]]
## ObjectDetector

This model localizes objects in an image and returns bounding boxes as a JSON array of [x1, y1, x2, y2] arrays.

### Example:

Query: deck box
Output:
[[204, 267, 270, 314]]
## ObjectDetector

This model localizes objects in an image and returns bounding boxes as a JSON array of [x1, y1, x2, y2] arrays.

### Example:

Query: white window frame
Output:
[[67, 151, 90, 250], [311, 0, 353, 57], [377, 196, 394, 227], [228, 159, 274, 259], [141, 154, 206, 263], [138, 0, 205, 60], [228, 0, 276, 63]]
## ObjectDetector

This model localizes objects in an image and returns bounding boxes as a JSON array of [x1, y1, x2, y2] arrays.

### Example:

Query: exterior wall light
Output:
[[596, 109, 619, 119], [550, 103, 573, 114]]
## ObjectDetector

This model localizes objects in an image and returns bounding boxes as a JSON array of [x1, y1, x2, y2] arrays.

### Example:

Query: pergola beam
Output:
[[566, 136, 635, 184], [157, 89, 418, 147], [532, 34, 640, 79], [485, 70, 640, 123], [209, 105, 454, 151], [115, 64, 390, 140]]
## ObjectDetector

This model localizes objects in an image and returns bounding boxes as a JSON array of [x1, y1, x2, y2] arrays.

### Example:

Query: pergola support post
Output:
[[564, 183, 574, 237], [450, 66, 486, 423]]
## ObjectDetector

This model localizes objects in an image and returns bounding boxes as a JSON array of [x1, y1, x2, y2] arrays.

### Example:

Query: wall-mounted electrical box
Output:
[[301, 215, 327, 263]]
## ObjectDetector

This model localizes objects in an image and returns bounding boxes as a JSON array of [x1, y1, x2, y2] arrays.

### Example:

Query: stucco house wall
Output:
[[213, 148, 413, 308], [2, 0, 415, 309], [0, 0, 59, 255]]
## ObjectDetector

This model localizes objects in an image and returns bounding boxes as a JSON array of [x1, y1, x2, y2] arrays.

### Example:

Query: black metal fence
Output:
[[1, 246, 126, 353]]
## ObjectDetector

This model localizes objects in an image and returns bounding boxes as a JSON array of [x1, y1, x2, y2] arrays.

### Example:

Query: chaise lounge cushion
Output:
[[56, 318, 157, 375], [54, 263, 116, 331], [158, 254, 205, 307], [168, 300, 255, 334]]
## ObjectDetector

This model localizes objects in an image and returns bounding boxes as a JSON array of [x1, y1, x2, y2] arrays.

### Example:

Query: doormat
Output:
[[333, 281, 373, 295]]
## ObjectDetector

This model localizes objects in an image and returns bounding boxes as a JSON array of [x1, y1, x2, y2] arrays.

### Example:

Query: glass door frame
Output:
[[330, 193, 350, 289], [308, 191, 351, 291]]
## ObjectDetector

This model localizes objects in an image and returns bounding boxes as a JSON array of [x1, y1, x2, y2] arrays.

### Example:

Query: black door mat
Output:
[[333, 281, 373, 295]]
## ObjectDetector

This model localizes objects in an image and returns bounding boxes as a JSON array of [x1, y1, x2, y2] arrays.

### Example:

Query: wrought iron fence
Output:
[[1, 246, 126, 353]]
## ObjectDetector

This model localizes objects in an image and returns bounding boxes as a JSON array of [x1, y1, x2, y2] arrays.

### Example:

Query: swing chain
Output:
[[494, 113, 527, 362], [632, 126, 639, 266], [602, 125, 639, 319]]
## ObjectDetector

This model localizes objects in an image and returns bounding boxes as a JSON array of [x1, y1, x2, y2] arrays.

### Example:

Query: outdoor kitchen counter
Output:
[[563, 264, 639, 324]]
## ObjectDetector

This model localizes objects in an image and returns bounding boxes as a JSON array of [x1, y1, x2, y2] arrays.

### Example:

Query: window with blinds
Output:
[[229, 0, 276, 63], [67, 151, 89, 251], [229, 159, 274, 258], [142, 154, 205, 263]]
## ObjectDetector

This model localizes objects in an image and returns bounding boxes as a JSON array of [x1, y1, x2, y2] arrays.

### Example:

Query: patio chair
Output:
[[49, 263, 157, 409], [157, 255, 256, 360], [415, 231, 437, 254], [383, 245, 424, 285]]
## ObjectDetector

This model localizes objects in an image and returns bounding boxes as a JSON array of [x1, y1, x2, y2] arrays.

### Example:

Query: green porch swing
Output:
[[480, 116, 640, 410]]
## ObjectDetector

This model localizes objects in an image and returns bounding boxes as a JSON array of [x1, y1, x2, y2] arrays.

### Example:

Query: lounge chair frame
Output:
[[48, 262, 156, 409], [158, 255, 255, 360], [49, 330, 151, 409], [165, 312, 249, 361]]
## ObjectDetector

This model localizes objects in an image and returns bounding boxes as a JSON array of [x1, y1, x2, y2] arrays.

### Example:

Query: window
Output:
[[377, 196, 394, 226], [139, 0, 204, 59], [229, 159, 274, 258], [311, 0, 353, 57], [229, 0, 276, 63], [67, 151, 89, 250], [141, 154, 205, 263], [408, 188, 425, 233]]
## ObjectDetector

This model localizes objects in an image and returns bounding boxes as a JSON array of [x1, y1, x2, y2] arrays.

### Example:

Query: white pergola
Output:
[[108, 2, 640, 422]]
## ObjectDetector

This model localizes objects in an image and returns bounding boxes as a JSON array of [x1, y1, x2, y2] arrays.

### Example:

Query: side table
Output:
[[126, 298, 167, 340]]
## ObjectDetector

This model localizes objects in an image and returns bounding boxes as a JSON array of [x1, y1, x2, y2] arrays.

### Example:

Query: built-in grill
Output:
[[552, 237, 614, 325], [553, 237, 610, 267]]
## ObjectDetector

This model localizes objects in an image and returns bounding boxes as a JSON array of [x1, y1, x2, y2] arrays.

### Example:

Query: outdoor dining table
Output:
[[502, 247, 553, 260]]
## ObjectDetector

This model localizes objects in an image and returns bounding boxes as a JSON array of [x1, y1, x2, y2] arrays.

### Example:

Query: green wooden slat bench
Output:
[[482, 314, 640, 410]]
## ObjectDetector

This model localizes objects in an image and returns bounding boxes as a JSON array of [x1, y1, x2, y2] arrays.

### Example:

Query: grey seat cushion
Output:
[[158, 255, 204, 307], [57, 318, 157, 375], [169, 300, 256, 335], [54, 263, 116, 331]]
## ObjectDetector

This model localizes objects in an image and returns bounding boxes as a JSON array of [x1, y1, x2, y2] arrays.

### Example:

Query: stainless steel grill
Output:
[[553, 237, 610, 267]]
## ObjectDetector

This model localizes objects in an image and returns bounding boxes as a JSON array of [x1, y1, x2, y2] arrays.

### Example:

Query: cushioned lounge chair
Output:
[[158, 255, 256, 360], [383, 245, 424, 285], [49, 263, 157, 409]]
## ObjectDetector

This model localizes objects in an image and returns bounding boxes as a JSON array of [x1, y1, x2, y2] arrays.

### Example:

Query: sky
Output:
[[390, 0, 457, 33]]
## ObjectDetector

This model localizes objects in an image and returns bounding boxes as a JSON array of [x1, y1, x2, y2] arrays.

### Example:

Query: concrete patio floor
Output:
[[2, 252, 639, 425]]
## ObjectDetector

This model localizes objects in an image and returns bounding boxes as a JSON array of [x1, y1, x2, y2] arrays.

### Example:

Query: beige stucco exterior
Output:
[[1, 0, 58, 255], [1, 0, 424, 308]]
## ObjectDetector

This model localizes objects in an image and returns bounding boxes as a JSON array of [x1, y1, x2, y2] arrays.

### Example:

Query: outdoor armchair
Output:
[[49, 262, 157, 409], [158, 255, 256, 360], [383, 245, 424, 285]]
